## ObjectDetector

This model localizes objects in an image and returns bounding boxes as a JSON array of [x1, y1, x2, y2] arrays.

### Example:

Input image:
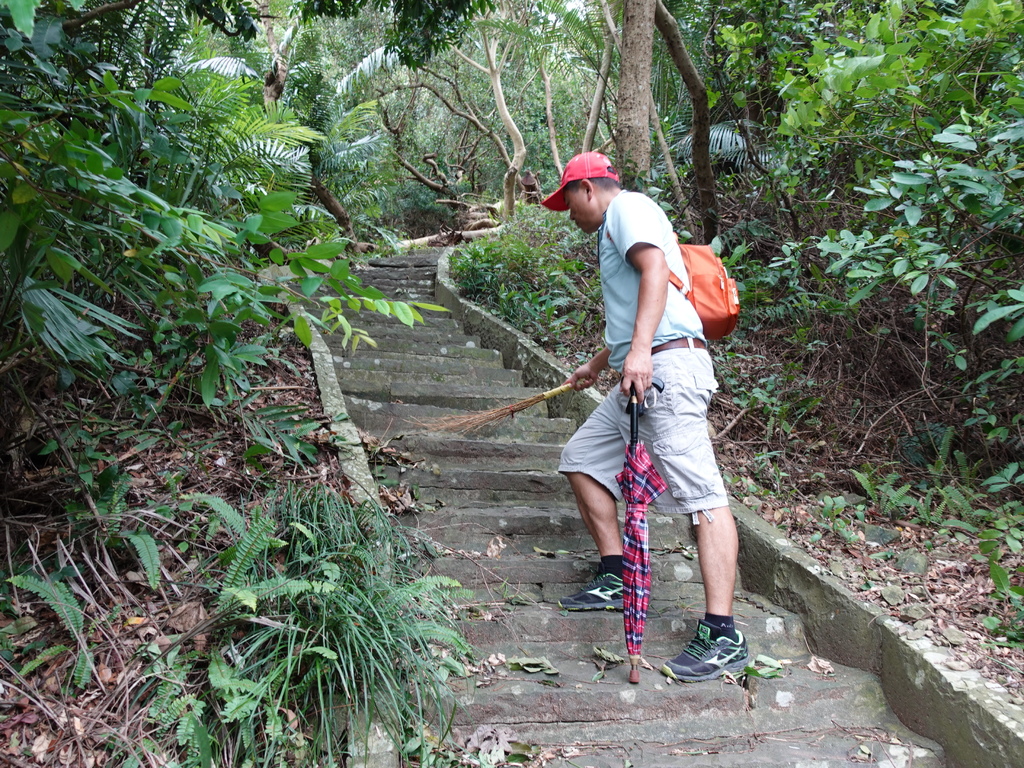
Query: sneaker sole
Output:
[[557, 599, 624, 612], [660, 654, 750, 683]]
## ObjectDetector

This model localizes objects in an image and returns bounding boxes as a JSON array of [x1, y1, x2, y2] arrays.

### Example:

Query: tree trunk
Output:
[[311, 175, 357, 242], [539, 59, 562, 178], [482, 31, 527, 219], [583, 31, 614, 154], [259, 2, 289, 106], [654, 0, 718, 241], [649, 98, 687, 211], [616, 0, 656, 187]]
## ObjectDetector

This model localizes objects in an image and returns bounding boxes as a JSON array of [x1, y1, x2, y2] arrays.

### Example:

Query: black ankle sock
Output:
[[599, 555, 623, 579], [703, 613, 737, 640]]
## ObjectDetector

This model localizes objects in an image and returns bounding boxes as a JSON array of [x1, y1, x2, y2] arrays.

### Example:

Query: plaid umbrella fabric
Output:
[[616, 386, 668, 684]]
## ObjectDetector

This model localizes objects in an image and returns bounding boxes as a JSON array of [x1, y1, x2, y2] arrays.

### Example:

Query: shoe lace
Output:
[[585, 573, 621, 591], [683, 632, 717, 660]]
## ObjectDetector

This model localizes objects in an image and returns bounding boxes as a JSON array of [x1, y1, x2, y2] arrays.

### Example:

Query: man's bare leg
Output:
[[693, 505, 738, 616], [558, 472, 624, 611], [565, 471, 621, 557]]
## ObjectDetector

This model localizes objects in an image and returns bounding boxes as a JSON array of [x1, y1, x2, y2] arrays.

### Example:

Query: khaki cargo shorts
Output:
[[558, 348, 729, 519]]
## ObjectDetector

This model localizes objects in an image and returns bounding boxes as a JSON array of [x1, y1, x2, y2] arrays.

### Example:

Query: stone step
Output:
[[456, 591, 795, 648], [344, 382, 555, 413], [410, 504, 698, 552], [360, 278, 435, 293], [355, 263, 440, 277], [389, 435, 564, 462], [448, 643, 925, 736], [382, 465, 574, 506], [335, 367, 523, 397], [334, 356, 506, 377], [336, 325, 481, 345], [346, 398, 576, 442], [332, 338, 505, 363], [339, 348, 506, 369], [430, 551, 710, 595], [364, 286, 434, 301], [365, 251, 443, 268], [534, 741, 938, 768]]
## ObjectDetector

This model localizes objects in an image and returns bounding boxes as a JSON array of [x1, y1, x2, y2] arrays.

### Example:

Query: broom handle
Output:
[[542, 383, 574, 400]]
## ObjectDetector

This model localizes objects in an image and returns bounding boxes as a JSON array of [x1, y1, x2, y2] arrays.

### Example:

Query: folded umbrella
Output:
[[616, 383, 668, 684]]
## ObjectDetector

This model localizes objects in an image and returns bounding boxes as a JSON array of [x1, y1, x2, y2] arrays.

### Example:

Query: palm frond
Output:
[[181, 56, 260, 79], [677, 120, 772, 171], [337, 47, 400, 98]]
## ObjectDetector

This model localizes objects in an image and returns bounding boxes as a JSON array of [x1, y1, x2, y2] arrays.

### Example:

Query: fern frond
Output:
[[222, 514, 278, 592], [20, 645, 71, 676], [124, 531, 161, 590], [185, 493, 246, 537], [10, 574, 84, 636], [73, 648, 94, 688]]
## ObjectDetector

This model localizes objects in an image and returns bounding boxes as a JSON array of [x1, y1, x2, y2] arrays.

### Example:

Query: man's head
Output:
[[541, 152, 621, 233]]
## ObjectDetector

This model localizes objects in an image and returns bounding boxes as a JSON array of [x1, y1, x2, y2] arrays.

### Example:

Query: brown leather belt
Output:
[[651, 337, 706, 353]]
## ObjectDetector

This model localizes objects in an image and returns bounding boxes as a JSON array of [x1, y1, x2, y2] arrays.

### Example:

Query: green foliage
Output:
[[292, 0, 494, 67], [8, 572, 94, 688], [0, 12, 429, 516], [124, 531, 162, 591], [132, 486, 470, 767], [765, 0, 1024, 449], [451, 206, 597, 355], [8, 573, 84, 636]]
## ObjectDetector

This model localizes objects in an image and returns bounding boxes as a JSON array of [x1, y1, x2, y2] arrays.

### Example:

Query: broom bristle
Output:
[[412, 386, 567, 434]]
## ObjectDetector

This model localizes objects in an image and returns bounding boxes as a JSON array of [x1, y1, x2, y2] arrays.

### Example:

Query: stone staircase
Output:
[[327, 250, 946, 767]]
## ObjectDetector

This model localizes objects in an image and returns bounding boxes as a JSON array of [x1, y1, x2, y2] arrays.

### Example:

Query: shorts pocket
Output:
[[656, 382, 711, 418], [652, 429, 716, 497]]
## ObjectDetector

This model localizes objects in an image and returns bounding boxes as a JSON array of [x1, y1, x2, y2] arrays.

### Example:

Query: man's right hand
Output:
[[566, 362, 598, 391], [565, 349, 611, 391]]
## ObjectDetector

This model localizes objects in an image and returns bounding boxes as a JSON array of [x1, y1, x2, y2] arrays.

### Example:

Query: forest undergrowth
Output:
[[0, 336, 469, 767]]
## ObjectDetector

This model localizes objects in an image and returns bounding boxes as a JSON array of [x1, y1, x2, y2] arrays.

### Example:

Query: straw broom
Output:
[[414, 383, 573, 434]]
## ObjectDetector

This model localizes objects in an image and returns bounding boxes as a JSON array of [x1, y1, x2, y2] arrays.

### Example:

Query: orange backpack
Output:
[[668, 240, 740, 340]]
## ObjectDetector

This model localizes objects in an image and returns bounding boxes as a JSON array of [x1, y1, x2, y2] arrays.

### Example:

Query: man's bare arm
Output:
[[620, 243, 669, 395]]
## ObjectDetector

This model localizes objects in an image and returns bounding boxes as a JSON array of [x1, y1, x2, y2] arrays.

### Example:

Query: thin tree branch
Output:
[[62, 0, 147, 33], [453, 46, 490, 74]]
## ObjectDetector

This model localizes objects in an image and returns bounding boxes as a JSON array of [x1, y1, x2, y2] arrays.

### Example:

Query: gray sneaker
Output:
[[557, 572, 623, 611], [661, 620, 749, 682]]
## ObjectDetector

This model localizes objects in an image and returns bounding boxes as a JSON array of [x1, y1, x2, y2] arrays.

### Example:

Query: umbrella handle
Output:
[[628, 385, 639, 446]]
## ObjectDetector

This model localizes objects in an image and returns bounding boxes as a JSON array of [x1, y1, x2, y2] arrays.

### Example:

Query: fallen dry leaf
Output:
[[485, 536, 507, 559], [808, 656, 835, 676], [167, 601, 207, 634], [32, 730, 54, 760]]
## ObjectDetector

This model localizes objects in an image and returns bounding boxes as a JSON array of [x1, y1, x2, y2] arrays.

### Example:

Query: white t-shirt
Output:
[[598, 191, 705, 371]]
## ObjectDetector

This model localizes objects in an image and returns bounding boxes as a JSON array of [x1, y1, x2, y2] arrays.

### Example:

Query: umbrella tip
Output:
[[629, 666, 641, 684]]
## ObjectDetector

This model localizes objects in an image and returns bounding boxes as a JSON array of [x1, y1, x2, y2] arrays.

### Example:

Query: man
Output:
[[541, 151, 748, 683]]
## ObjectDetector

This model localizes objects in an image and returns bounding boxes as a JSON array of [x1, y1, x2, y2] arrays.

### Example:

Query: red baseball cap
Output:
[[540, 152, 619, 211]]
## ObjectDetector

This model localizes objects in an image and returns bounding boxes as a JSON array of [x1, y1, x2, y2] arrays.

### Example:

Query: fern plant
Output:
[[195, 485, 470, 767], [123, 531, 162, 590], [8, 572, 93, 687]]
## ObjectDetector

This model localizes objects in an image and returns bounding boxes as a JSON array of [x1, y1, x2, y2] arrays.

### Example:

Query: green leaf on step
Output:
[[593, 646, 625, 664], [506, 656, 559, 675]]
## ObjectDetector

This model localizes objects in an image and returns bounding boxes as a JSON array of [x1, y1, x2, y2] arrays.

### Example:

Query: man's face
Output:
[[563, 182, 604, 234]]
